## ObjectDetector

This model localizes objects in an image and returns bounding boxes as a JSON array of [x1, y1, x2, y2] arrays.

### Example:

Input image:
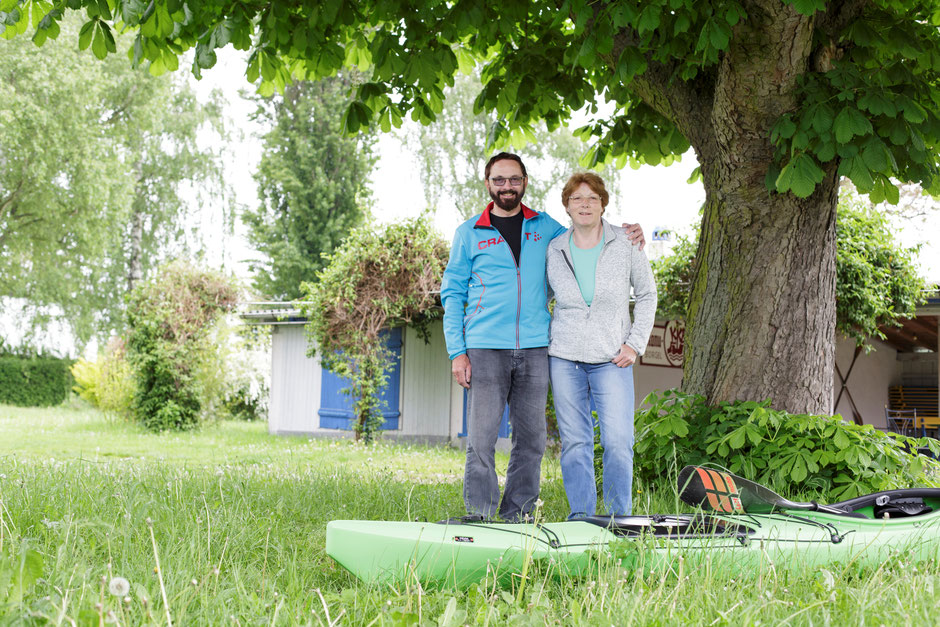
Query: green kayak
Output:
[[326, 466, 940, 586]]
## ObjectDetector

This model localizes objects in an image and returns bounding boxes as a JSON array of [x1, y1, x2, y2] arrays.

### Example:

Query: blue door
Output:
[[459, 388, 512, 438], [318, 328, 402, 430]]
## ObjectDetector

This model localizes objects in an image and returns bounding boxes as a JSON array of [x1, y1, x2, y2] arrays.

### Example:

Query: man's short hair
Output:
[[484, 152, 527, 179], [561, 172, 610, 208]]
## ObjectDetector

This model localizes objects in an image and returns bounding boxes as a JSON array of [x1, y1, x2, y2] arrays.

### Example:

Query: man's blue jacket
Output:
[[441, 202, 565, 359]]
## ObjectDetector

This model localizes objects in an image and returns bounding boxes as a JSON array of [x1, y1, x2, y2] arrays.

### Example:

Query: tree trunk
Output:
[[678, 3, 839, 414], [126, 163, 145, 294], [683, 169, 839, 414], [610, 2, 841, 414], [126, 208, 144, 294]]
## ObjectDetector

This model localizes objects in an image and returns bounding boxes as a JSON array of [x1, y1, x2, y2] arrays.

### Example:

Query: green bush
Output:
[[96, 337, 135, 420], [70, 337, 136, 420], [635, 390, 940, 500], [302, 218, 449, 443], [0, 356, 73, 407], [205, 320, 269, 422], [126, 261, 239, 431], [70, 358, 100, 406], [835, 197, 926, 346]]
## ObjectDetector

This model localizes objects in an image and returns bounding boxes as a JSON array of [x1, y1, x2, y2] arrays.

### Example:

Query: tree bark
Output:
[[126, 163, 145, 294], [611, 1, 841, 414], [126, 207, 145, 294], [684, 172, 839, 414], [681, 2, 838, 414]]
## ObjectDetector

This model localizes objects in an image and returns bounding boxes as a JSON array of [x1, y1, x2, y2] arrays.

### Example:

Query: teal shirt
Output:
[[569, 232, 604, 306]]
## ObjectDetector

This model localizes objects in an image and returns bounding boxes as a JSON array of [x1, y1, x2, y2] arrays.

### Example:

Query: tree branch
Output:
[[584, 0, 715, 154], [103, 83, 141, 125], [811, 0, 868, 71], [816, 0, 868, 41], [605, 27, 717, 160], [0, 178, 25, 221]]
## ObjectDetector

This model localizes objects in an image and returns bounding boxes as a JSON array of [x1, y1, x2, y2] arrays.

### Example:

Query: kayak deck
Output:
[[326, 489, 940, 586]]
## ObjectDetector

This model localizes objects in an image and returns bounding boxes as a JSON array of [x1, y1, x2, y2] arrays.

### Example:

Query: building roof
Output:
[[237, 302, 305, 325], [878, 289, 940, 353]]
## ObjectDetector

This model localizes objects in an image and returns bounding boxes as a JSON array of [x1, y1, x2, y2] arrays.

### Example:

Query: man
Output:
[[441, 152, 645, 521]]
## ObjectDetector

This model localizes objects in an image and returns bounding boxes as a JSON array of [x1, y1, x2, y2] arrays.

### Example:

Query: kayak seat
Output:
[[872, 497, 933, 519], [829, 488, 940, 519]]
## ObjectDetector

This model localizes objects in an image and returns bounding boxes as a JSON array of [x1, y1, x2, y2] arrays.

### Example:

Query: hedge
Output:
[[0, 356, 73, 407]]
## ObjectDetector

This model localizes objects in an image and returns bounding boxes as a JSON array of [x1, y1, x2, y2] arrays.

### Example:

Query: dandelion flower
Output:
[[109, 577, 131, 597]]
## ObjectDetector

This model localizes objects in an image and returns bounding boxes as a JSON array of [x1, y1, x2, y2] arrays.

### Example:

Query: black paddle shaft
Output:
[[677, 466, 845, 515]]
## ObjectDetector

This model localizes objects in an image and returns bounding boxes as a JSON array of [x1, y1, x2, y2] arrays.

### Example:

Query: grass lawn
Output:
[[1, 402, 938, 625]]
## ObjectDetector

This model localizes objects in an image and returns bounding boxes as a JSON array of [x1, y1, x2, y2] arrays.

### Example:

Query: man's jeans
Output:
[[549, 357, 635, 518], [464, 348, 548, 521]]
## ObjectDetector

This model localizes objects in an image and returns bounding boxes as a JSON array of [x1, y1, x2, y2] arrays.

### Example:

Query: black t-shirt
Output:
[[489, 210, 524, 266]]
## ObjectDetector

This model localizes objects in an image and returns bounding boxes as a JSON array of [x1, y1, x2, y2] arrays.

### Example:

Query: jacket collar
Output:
[[474, 202, 538, 228]]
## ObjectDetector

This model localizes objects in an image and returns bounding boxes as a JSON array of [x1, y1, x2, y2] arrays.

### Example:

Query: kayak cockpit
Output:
[[828, 488, 940, 519], [581, 514, 756, 538]]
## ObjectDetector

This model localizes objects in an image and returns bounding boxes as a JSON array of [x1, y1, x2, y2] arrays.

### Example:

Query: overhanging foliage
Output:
[[301, 218, 448, 442]]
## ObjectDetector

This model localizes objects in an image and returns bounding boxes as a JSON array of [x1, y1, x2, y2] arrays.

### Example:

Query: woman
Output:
[[546, 172, 657, 519]]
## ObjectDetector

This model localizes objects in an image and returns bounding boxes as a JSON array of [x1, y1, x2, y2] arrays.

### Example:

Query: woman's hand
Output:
[[611, 344, 637, 368]]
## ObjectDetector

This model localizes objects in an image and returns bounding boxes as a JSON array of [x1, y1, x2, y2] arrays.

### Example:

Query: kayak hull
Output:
[[326, 507, 940, 586], [325, 519, 615, 586]]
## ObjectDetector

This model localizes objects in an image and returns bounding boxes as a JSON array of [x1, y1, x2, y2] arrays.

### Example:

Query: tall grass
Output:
[[1, 403, 938, 624]]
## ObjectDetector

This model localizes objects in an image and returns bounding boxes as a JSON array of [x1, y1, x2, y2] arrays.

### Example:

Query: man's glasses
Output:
[[569, 194, 601, 205], [489, 176, 525, 187]]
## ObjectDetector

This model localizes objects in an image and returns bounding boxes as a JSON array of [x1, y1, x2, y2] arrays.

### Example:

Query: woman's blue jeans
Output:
[[549, 357, 635, 518]]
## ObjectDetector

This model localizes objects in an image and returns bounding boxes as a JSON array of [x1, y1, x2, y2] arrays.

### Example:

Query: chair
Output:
[[885, 407, 918, 437]]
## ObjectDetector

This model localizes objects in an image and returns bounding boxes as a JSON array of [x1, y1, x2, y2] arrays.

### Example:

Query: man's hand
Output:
[[622, 223, 646, 251], [452, 354, 472, 388], [611, 344, 637, 368]]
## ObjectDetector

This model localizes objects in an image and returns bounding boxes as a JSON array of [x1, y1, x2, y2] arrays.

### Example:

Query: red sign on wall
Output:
[[640, 320, 685, 368]]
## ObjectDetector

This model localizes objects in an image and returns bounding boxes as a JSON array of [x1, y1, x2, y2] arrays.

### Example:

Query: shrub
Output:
[[301, 218, 449, 443], [0, 356, 72, 407], [70, 358, 100, 406], [69, 338, 135, 421], [202, 319, 269, 422], [219, 324, 270, 422], [836, 197, 926, 346], [649, 232, 696, 321], [96, 337, 135, 420], [126, 261, 239, 431], [635, 390, 940, 500]]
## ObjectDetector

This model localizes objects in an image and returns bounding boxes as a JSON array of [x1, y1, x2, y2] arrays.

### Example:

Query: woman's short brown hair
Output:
[[561, 172, 610, 208]]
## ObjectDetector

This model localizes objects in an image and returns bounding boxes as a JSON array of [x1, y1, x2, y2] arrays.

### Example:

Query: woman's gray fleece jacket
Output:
[[546, 219, 658, 364]]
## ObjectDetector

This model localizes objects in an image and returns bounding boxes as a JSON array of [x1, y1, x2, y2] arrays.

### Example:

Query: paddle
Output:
[[677, 465, 848, 516]]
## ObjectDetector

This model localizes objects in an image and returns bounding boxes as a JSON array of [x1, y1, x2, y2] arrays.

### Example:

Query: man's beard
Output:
[[489, 186, 525, 211]]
